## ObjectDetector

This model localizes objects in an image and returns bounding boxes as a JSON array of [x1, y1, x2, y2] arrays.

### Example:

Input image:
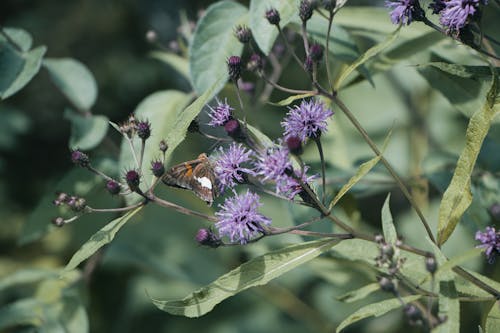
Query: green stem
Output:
[[313, 137, 327, 203]]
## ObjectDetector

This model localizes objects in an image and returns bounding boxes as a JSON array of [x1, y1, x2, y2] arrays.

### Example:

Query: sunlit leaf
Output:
[[437, 280, 460, 333], [381, 193, 397, 244], [485, 301, 500, 333], [0, 298, 44, 330], [336, 295, 421, 332], [1, 27, 33, 51], [189, 1, 247, 94], [150, 51, 189, 81], [63, 206, 143, 272], [268, 92, 316, 106], [43, 58, 97, 110], [64, 109, 108, 150], [336, 283, 380, 303], [151, 238, 339, 317], [0, 269, 57, 292], [437, 69, 499, 245]]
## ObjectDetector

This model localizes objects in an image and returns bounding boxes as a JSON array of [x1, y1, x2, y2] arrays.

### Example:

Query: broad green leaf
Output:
[[246, 123, 273, 150], [435, 248, 482, 278], [381, 193, 397, 244], [328, 127, 392, 210], [436, 280, 460, 333], [151, 238, 339, 317], [417, 62, 493, 120], [0, 45, 46, 99], [384, 31, 444, 61], [1, 27, 33, 51], [336, 295, 421, 333], [0, 298, 44, 330], [268, 92, 315, 106], [189, 1, 247, 94], [63, 206, 142, 272], [336, 283, 380, 303], [64, 109, 108, 150], [453, 268, 500, 299], [437, 69, 499, 246], [43, 58, 97, 110], [150, 51, 189, 81], [249, 0, 298, 54], [0, 269, 57, 292], [485, 301, 500, 333], [334, 26, 400, 90]]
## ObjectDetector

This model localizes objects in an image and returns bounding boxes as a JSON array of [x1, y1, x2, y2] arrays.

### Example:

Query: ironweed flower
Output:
[[234, 25, 252, 43], [136, 120, 151, 140], [227, 56, 242, 81], [281, 99, 334, 143], [385, 0, 425, 25], [215, 190, 271, 244], [475, 226, 500, 263], [125, 169, 141, 190], [195, 228, 222, 248], [265, 8, 281, 26], [276, 167, 317, 199], [207, 99, 234, 127], [254, 143, 291, 183], [214, 143, 255, 192], [439, 0, 487, 33], [106, 180, 121, 195], [151, 159, 165, 177], [71, 149, 90, 168]]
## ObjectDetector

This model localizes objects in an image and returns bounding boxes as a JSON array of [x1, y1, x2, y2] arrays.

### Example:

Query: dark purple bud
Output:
[[286, 136, 303, 156], [234, 25, 252, 44], [106, 180, 120, 195], [309, 43, 323, 62], [265, 8, 281, 25], [224, 119, 243, 140], [227, 56, 242, 81], [52, 217, 65, 227], [323, 0, 336, 11], [304, 56, 313, 73], [53, 192, 69, 206], [188, 118, 200, 133], [71, 149, 90, 168], [125, 169, 141, 190], [378, 277, 396, 293], [247, 53, 264, 72], [136, 120, 151, 140], [159, 139, 168, 153], [425, 255, 437, 274], [299, 0, 314, 22], [151, 160, 165, 177], [195, 228, 222, 248]]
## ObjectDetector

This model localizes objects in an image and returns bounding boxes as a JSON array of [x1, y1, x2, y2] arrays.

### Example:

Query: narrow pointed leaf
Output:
[[64, 207, 142, 272], [381, 193, 397, 244], [269, 92, 315, 106], [485, 301, 500, 333], [151, 238, 339, 317], [336, 295, 421, 333], [437, 280, 460, 333], [337, 283, 380, 303], [437, 70, 499, 245]]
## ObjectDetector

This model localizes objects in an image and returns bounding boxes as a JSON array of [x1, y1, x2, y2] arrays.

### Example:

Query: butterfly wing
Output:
[[162, 153, 217, 205]]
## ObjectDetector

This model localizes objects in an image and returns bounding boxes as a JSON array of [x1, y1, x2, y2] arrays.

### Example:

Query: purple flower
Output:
[[385, 0, 423, 25], [214, 143, 255, 192], [254, 143, 291, 183], [475, 226, 500, 263], [282, 99, 333, 143], [439, 0, 486, 33], [207, 99, 233, 127], [276, 167, 318, 199], [215, 190, 271, 244]]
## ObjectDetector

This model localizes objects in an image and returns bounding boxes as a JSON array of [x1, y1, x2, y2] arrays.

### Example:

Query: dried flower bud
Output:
[[136, 120, 151, 140], [234, 25, 252, 44], [404, 304, 423, 326], [425, 255, 437, 274], [71, 149, 90, 168], [159, 139, 168, 153], [247, 53, 263, 72], [151, 160, 165, 177], [227, 56, 242, 81], [299, 0, 314, 22], [53, 192, 69, 206], [265, 8, 281, 26], [72, 197, 87, 212], [195, 228, 222, 248], [286, 136, 303, 156], [52, 217, 65, 227], [309, 43, 323, 62], [378, 276, 396, 293], [106, 180, 121, 195], [125, 169, 141, 190], [323, 0, 336, 11], [381, 243, 395, 259], [374, 234, 384, 243]]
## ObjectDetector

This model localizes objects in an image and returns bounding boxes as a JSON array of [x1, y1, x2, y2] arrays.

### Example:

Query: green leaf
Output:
[[0, 269, 57, 292], [485, 301, 500, 333], [246, 123, 273, 149], [334, 26, 400, 90], [336, 283, 380, 303], [0, 45, 46, 99], [1, 27, 33, 51], [189, 1, 247, 95], [437, 281, 460, 333], [43, 58, 97, 110], [0, 298, 44, 330], [381, 193, 397, 244], [249, 0, 298, 54], [63, 206, 142, 272], [437, 69, 499, 246], [64, 109, 108, 150], [151, 238, 339, 317], [150, 51, 189, 81], [268, 92, 315, 106], [435, 248, 483, 278], [336, 295, 421, 333]]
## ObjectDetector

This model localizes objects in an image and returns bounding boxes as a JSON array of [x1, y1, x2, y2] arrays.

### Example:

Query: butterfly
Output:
[[162, 153, 218, 206]]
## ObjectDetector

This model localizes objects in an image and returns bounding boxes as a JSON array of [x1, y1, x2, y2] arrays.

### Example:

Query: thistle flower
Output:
[[439, 0, 486, 33], [136, 120, 151, 140], [151, 160, 165, 177], [276, 167, 318, 199], [214, 143, 255, 192], [71, 149, 90, 168], [106, 180, 121, 195], [254, 144, 291, 183], [281, 99, 334, 143], [125, 169, 141, 190], [234, 25, 252, 43], [215, 190, 271, 244], [227, 56, 242, 81], [195, 228, 222, 248], [207, 99, 234, 127], [475, 226, 500, 263], [385, 0, 425, 25], [265, 8, 281, 25]]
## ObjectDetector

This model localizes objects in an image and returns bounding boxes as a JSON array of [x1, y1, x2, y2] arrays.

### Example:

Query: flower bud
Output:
[[247, 53, 263, 72], [106, 180, 121, 195], [227, 56, 242, 81], [224, 119, 244, 141], [159, 139, 168, 153], [71, 150, 90, 168], [52, 217, 65, 227], [425, 255, 437, 274], [53, 192, 69, 206], [136, 120, 151, 140], [299, 0, 314, 22], [195, 228, 222, 248], [381, 243, 394, 259], [286, 136, 303, 156], [265, 8, 281, 26], [378, 276, 396, 293], [151, 160, 165, 177], [125, 169, 141, 190], [323, 0, 336, 11], [234, 25, 252, 44], [309, 43, 323, 62]]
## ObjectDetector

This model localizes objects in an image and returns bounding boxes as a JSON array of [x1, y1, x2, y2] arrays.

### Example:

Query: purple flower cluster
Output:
[[439, 0, 487, 33], [215, 190, 271, 244], [254, 144, 292, 183], [276, 166, 318, 200], [475, 226, 500, 263], [214, 143, 254, 192], [282, 99, 333, 143], [385, 0, 422, 25], [207, 99, 233, 127]]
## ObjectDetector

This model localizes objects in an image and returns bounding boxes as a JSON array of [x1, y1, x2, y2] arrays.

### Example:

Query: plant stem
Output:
[[259, 72, 316, 95], [313, 137, 327, 203], [277, 25, 303, 69], [149, 194, 217, 222], [324, 11, 334, 92]]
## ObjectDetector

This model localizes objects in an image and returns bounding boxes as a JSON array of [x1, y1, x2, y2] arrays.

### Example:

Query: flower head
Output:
[[281, 99, 333, 143], [214, 143, 255, 192], [439, 0, 486, 34], [254, 143, 291, 183], [106, 180, 121, 195], [215, 190, 271, 244], [195, 228, 222, 248], [475, 226, 500, 263], [276, 167, 318, 199], [136, 120, 151, 140], [227, 56, 242, 81], [151, 159, 165, 177], [207, 99, 234, 127], [265, 8, 281, 25], [71, 149, 90, 168], [385, 0, 424, 25], [234, 25, 252, 43], [125, 169, 141, 190]]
